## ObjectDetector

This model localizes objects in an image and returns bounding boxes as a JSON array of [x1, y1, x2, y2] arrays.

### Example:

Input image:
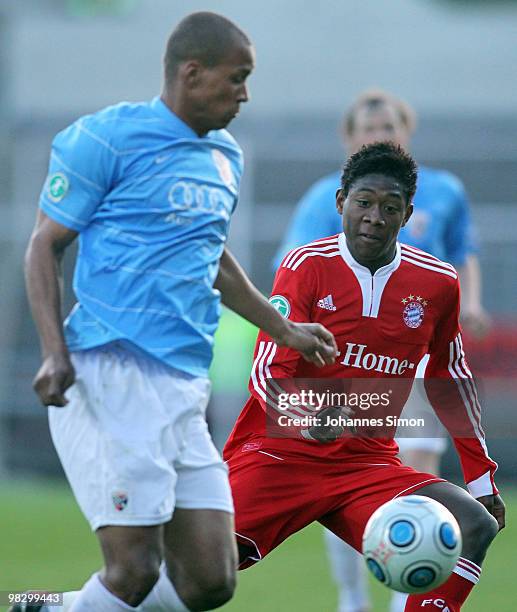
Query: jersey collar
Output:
[[150, 96, 201, 139], [338, 232, 401, 278]]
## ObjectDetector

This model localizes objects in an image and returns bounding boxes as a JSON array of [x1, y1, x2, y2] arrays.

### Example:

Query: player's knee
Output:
[[460, 503, 499, 555], [104, 559, 160, 605], [181, 567, 236, 610]]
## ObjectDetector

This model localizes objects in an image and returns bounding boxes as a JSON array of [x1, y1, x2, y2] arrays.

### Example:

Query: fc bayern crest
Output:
[[401, 295, 428, 329]]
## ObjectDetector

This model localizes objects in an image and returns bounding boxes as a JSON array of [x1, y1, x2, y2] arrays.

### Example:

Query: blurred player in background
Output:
[[22, 12, 336, 612], [273, 89, 490, 612], [225, 142, 504, 612]]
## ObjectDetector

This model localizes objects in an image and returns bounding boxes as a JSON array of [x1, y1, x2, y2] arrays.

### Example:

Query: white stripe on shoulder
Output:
[[289, 250, 341, 271], [401, 255, 458, 279], [282, 237, 339, 269], [400, 245, 456, 272], [77, 122, 120, 155], [50, 152, 105, 192]]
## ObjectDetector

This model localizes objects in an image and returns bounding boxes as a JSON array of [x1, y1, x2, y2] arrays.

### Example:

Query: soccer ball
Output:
[[362, 495, 461, 593]]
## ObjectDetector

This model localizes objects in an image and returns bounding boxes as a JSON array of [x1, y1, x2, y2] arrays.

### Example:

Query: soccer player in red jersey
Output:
[[223, 142, 505, 611]]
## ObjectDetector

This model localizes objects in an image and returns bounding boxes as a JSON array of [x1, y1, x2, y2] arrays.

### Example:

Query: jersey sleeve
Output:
[[248, 261, 316, 420], [442, 175, 477, 266], [425, 277, 498, 497], [272, 177, 341, 270], [39, 116, 118, 231]]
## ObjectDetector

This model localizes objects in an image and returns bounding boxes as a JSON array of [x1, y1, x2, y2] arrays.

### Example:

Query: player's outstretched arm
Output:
[[214, 247, 337, 366], [458, 254, 491, 338], [25, 211, 78, 407]]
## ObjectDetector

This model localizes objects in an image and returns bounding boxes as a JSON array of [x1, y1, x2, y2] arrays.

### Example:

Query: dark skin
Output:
[[239, 171, 504, 570], [25, 36, 337, 608], [337, 173, 413, 274], [162, 38, 255, 136], [303, 172, 504, 531]]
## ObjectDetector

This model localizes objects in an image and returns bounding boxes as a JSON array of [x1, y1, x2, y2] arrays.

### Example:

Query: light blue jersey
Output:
[[273, 166, 475, 269], [40, 97, 244, 377]]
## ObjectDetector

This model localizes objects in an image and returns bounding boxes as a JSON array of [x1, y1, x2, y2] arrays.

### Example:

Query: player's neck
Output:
[[160, 92, 208, 137], [348, 243, 397, 275]]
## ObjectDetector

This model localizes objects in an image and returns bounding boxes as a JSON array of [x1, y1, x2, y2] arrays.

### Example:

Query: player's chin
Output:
[[356, 241, 385, 259], [211, 113, 237, 130]]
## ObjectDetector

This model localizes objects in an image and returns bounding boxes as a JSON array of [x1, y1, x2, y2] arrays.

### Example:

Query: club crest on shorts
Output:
[[112, 491, 128, 512], [401, 295, 428, 329]]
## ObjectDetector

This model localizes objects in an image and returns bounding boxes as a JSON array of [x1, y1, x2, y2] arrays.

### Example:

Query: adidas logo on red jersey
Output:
[[317, 294, 337, 311]]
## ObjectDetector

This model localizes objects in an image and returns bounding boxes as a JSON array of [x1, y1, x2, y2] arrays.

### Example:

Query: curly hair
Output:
[[340, 142, 418, 203]]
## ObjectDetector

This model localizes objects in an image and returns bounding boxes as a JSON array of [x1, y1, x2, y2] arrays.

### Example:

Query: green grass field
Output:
[[0, 480, 514, 611]]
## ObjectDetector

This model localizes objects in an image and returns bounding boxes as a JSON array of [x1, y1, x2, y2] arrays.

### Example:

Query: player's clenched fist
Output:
[[33, 352, 75, 407], [275, 321, 338, 366]]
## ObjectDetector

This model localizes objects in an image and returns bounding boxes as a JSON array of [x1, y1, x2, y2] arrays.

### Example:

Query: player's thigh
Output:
[[413, 481, 499, 551], [227, 447, 334, 568], [416, 480, 488, 523], [320, 463, 444, 552], [163, 508, 237, 585], [173, 411, 234, 515], [49, 348, 186, 531]]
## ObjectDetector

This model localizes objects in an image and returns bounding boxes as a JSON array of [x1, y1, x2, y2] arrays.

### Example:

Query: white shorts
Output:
[[395, 355, 448, 454], [48, 345, 233, 531]]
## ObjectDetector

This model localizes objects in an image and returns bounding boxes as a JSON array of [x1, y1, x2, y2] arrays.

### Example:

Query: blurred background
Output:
[[0, 0, 516, 610]]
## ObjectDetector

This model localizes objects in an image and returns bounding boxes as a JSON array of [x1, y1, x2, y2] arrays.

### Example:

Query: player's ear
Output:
[[336, 188, 345, 214], [180, 60, 204, 88], [402, 201, 413, 226]]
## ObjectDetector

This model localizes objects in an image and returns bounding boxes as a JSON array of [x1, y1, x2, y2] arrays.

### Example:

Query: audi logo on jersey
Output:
[[340, 342, 415, 375], [167, 180, 232, 221]]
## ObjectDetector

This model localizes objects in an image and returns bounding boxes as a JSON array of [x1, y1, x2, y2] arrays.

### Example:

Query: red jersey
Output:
[[224, 233, 498, 498]]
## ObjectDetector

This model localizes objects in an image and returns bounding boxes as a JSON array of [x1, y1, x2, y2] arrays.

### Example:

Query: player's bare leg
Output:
[[66, 511, 236, 611], [414, 481, 499, 564], [97, 526, 163, 605], [401, 480, 500, 611], [67, 525, 163, 610], [162, 508, 237, 611]]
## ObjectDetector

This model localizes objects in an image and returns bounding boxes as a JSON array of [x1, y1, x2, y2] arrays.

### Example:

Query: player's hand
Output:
[[33, 351, 76, 407], [476, 493, 505, 531], [276, 321, 337, 367], [303, 406, 355, 443], [461, 306, 491, 339]]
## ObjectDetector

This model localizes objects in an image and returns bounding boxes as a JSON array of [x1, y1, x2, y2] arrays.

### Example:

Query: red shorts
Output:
[[226, 441, 444, 569]]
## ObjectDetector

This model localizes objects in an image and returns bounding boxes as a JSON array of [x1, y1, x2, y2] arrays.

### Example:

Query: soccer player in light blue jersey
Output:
[[22, 12, 336, 612], [273, 89, 490, 612]]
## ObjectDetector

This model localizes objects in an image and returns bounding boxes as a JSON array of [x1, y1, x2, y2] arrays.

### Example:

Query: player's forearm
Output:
[[457, 255, 482, 312], [215, 247, 289, 342], [424, 373, 497, 495], [25, 232, 68, 358]]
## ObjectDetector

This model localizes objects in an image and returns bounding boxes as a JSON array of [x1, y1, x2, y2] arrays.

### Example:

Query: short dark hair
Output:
[[340, 142, 418, 203], [344, 89, 416, 136], [164, 12, 250, 84]]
